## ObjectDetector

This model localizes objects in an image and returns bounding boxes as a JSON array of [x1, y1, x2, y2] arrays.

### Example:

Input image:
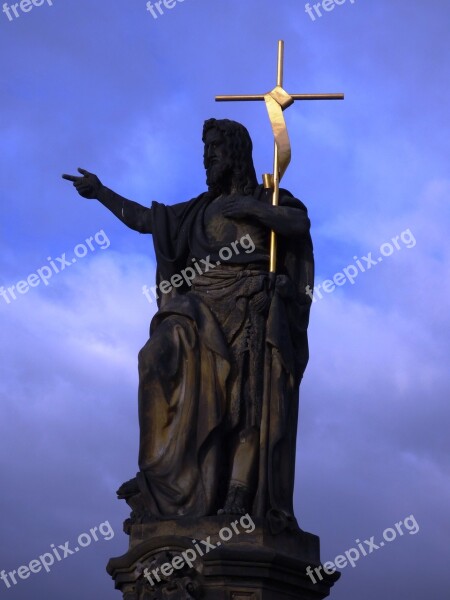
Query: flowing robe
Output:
[[135, 184, 314, 527]]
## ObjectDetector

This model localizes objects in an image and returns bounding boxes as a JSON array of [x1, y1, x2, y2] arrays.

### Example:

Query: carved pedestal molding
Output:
[[107, 517, 339, 600]]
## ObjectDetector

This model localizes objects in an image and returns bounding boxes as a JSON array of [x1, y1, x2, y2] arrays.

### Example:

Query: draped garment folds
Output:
[[137, 184, 314, 527]]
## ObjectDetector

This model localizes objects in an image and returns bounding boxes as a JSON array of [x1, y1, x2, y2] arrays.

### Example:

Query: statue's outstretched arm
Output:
[[62, 168, 153, 234]]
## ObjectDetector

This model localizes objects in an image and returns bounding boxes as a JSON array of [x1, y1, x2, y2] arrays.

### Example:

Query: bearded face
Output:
[[203, 128, 233, 192]]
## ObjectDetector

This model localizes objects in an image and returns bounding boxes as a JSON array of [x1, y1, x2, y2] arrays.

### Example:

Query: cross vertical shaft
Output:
[[269, 40, 285, 273]]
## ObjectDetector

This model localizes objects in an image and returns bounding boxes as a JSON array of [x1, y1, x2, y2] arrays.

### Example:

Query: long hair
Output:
[[202, 118, 258, 195]]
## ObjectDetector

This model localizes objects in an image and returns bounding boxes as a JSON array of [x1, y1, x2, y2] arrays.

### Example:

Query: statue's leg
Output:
[[218, 296, 267, 515], [137, 309, 226, 518], [218, 426, 259, 515], [117, 313, 200, 515], [230, 426, 260, 486], [137, 315, 194, 472]]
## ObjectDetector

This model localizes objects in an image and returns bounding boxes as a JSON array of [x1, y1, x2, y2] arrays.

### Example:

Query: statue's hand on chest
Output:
[[205, 194, 258, 221], [204, 194, 260, 243], [221, 194, 259, 220]]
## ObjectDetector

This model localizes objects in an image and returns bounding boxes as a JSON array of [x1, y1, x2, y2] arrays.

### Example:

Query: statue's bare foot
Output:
[[218, 483, 249, 515], [116, 477, 140, 499]]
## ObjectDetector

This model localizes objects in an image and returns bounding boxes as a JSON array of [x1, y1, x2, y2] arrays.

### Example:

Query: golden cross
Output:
[[216, 40, 344, 274]]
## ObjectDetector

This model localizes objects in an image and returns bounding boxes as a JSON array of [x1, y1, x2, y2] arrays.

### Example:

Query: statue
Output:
[[63, 40, 344, 600], [62, 117, 314, 530]]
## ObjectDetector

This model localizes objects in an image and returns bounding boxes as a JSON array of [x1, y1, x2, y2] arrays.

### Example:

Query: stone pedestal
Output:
[[107, 516, 339, 599]]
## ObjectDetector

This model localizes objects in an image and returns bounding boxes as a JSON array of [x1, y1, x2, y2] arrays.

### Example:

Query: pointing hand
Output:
[[62, 168, 102, 199]]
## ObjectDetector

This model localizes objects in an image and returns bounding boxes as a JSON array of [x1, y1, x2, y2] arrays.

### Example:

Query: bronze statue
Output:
[[63, 117, 313, 530]]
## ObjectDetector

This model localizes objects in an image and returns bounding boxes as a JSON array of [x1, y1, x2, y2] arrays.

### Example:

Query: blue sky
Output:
[[0, 0, 449, 598]]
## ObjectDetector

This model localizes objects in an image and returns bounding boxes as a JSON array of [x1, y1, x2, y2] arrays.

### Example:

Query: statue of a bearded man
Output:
[[63, 118, 314, 532]]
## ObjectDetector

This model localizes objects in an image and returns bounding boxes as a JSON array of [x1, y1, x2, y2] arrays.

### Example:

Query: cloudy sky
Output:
[[0, 0, 449, 598]]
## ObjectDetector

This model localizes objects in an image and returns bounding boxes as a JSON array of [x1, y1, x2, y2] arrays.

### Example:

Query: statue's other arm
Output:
[[223, 192, 309, 238], [62, 168, 152, 234], [251, 202, 310, 238]]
